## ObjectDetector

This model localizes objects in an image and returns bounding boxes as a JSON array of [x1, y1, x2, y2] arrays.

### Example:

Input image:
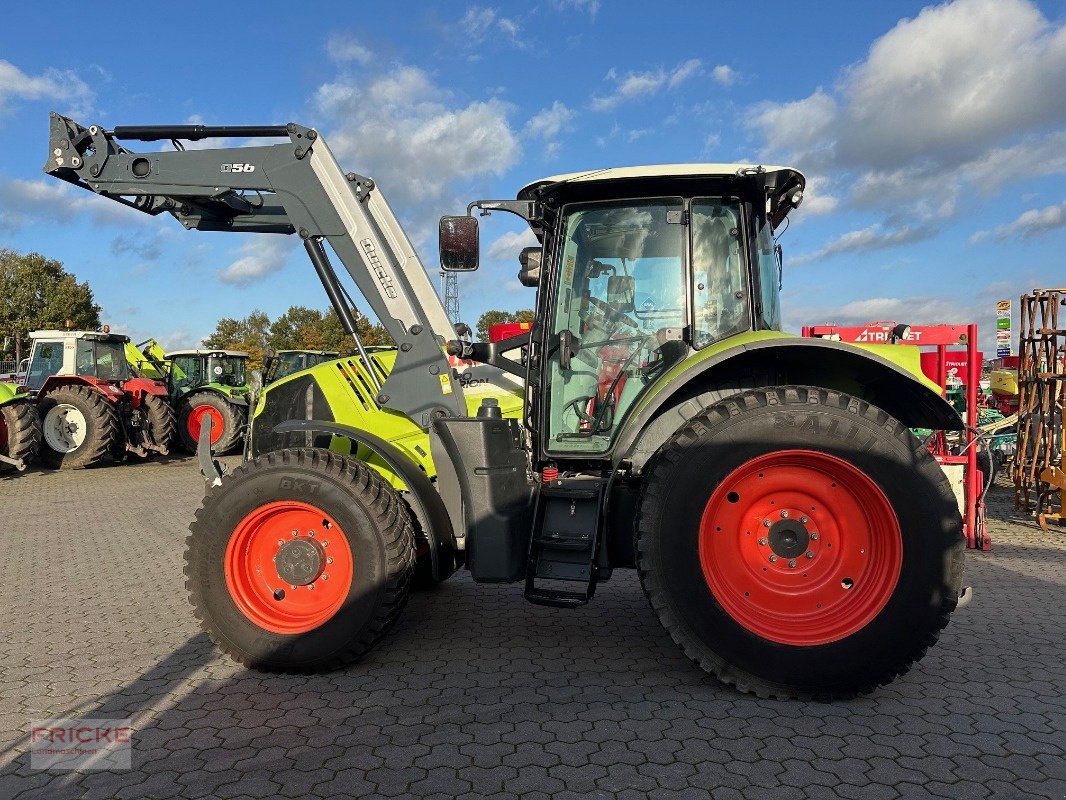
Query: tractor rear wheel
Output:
[[185, 448, 416, 672], [38, 385, 121, 469], [0, 399, 42, 471], [178, 392, 244, 455], [141, 393, 176, 456], [636, 386, 964, 700]]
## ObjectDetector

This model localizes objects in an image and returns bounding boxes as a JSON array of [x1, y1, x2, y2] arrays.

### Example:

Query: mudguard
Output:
[[274, 419, 460, 581], [616, 332, 962, 469]]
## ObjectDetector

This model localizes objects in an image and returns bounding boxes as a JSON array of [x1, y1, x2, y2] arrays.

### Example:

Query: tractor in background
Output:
[[25, 329, 173, 468], [127, 340, 250, 455], [263, 349, 339, 385], [0, 381, 40, 472]]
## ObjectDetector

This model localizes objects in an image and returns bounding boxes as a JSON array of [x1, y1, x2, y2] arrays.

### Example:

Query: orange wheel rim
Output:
[[700, 449, 902, 646], [187, 405, 224, 444], [224, 501, 354, 634]]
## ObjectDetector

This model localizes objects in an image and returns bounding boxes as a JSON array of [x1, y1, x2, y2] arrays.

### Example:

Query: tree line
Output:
[[203, 307, 391, 371]]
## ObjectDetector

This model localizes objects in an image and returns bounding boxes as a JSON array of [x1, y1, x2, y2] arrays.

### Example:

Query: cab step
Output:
[[524, 477, 604, 608]]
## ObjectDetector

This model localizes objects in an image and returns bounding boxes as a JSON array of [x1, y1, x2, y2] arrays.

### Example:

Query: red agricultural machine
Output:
[[25, 329, 174, 468]]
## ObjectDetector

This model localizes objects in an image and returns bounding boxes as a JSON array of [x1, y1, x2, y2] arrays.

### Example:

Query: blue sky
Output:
[[1, 0, 1063, 354]]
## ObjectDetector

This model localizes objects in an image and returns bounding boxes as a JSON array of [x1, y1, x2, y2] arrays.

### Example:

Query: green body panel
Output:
[[252, 348, 523, 489], [633, 330, 941, 418], [0, 380, 30, 406]]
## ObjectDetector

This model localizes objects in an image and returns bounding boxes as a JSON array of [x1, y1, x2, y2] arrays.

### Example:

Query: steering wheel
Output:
[[584, 295, 639, 330]]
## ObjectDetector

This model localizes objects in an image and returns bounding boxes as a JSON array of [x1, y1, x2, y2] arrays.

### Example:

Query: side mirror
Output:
[[518, 246, 541, 287], [439, 215, 479, 272]]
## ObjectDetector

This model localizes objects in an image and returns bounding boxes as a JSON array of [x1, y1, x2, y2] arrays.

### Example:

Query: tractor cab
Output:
[[443, 164, 805, 458], [167, 350, 249, 394], [264, 350, 340, 384], [26, 329, 131, 393]]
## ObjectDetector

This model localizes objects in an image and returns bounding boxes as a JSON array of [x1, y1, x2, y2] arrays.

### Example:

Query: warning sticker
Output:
[[440, 373, 453, 395]]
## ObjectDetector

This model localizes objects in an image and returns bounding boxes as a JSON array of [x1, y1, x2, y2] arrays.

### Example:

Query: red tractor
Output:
[[25, 329, 174, 468]]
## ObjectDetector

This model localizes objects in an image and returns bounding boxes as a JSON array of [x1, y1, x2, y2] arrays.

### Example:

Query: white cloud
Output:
[[326, 33, 374, 65], [669, 58, 702, 89], [526, 101, 574, 141], [525, 101, 574, 161], [550, 0, 600, 17], [314, 64, 520, 229], [790, 223, 934, 264], [0, 59, 93, 120], [798, 174, 839, 217], [746, 90, 837, 163], [0, 178, 144, 230], [217, 237, 296, 285], [747, 0, 1066, 256], [487, 229, 538, 261], [836, 0, 1066, 169], [711, 65, 737, 86], [970, 199, 1066, 242], [591, 59, 703, 111], [460, 7, 522, 45]]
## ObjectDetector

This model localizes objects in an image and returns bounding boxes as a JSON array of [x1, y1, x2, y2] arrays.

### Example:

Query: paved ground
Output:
[[0, 456, 1063, 800]]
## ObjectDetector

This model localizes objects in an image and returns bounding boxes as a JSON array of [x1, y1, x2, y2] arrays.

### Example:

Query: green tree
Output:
[[0, 249, 101, 361], [203, 309, 271, 371], [268, 305, 393, 353], [476, 309, 535, 341]]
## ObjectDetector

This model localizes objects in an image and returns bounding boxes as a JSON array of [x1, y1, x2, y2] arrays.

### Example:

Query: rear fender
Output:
[[38, 375, 124, 403], [617, 336, 962, 471], [122, 376, 169, 407], [274, 419, 460, 582]]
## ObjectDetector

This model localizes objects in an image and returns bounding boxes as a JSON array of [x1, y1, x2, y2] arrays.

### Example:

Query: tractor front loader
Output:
[[46, 113, 967, 699], [26, 329, 173, 468], [0, 381, 41, 472]]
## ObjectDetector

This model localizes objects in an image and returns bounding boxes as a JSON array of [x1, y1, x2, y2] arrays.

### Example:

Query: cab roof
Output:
[[30, 329, 129, 343], [517, 163, 806, 229], [278, 349, 339, 356], [167, 349, 249, 358]]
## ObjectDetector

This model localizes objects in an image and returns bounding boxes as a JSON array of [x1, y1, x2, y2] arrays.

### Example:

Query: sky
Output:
[[1, 0, 1063, 355]]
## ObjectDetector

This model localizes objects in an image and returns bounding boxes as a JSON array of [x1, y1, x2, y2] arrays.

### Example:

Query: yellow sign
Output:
[[440, 373, 453, 395], [995, 299, 1011, 313]]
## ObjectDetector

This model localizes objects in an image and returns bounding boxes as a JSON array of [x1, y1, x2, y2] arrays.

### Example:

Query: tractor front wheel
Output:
[[38, 385, 120, 469], [636, 386, 964, 700], [185, 448, 416, 672], [178, 392, 244, 455], [0, 399, 42, 471]]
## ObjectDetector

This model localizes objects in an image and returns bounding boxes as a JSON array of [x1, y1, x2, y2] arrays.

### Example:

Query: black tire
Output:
[[141, 393, 176, 456], [185, 448, 416, 672], [177, 391, 244, 455], [0, 399, 41, 471], [38, 385, 121, 469], [636, 386, 965, 700]]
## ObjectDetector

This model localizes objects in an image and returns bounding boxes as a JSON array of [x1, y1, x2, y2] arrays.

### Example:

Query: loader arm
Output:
[[44, 113, 464, 426]]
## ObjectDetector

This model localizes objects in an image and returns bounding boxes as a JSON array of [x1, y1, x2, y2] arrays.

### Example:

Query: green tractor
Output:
[[49, 114, 968, 699], [263, 349, 339, 385], [0, 381, 41, 472], [128, 340, 250, 455]]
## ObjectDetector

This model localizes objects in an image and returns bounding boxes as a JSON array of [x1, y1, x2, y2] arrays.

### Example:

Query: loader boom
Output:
[[44, 113, 464, 425]]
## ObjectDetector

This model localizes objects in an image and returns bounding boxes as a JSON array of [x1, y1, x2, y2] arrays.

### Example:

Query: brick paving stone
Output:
[[0, 465, 1062, 799]]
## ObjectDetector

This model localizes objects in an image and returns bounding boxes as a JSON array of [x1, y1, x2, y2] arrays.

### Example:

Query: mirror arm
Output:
[[466, 199, 543, 223]]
